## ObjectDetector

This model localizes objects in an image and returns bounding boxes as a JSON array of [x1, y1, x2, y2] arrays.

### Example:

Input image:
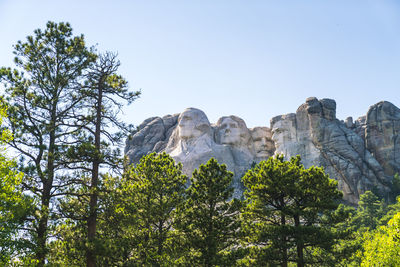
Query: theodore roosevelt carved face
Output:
[[251, 127, 272, 158]]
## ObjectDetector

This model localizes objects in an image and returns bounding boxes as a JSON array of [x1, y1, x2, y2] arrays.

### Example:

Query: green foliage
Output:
[[116, 152, 187, 266], [0, 156, 29, 264], [351, 191, 387, 231], [0, 21, 96, 264], [324, 204, 363, 267], [361, 211, 400, 266], [380, 195, 400, 226], [337, 191, 393, 266], [48, 219, 86, 266], [0, 104, 32, 264], [391, 173, 400, 199], [49, 173, 134, 266], [176, 158, 242, 266], [241, 155, 344, 266], [53, 152, 188, 266], [60, 51, 140, 266]]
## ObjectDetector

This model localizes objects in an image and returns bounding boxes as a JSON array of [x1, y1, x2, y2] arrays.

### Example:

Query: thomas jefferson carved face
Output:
[[251, 127, 272, 158], [216, 116, 250, 146], [177, 108, 211, 140]]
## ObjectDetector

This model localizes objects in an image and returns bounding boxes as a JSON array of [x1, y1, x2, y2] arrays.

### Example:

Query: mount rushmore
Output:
[[125, 97, 400, 204]]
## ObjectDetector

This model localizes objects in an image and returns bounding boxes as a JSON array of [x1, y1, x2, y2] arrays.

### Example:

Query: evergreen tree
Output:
[[176, 158, 242, 266], [380, 195, 400, 226], [76, 153, 187, 266], [241, 155, 343, 267], [391, 173, 400, 200], [48, 173, 132, 266], [314, 204, 358, 266], [123, 152, 187, 266], [351, 191, 386, 231], [60, 51, 139, 267], [0, 21, 96, 264], [339, 191, 391, 266]]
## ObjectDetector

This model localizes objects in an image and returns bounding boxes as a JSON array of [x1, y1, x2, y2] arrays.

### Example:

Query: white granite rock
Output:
[[126, 98, 400, 204], [365, 101, 400, 176], [271, 98, 390, 204], [125, 108, 275, 199]]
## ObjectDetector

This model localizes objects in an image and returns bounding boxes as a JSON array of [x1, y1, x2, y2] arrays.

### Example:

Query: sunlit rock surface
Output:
[[271, 97, 390, 204], [125, 98, 400, 204], [125, 108, 275, 199], [365, 101, 400, 177]]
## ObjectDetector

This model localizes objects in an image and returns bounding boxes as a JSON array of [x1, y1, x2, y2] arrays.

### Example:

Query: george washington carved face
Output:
[[177, 108, 211, 140]]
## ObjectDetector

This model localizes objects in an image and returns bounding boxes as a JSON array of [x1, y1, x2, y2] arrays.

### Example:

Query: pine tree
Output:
[[0, 21, 96, 265], [89, 152, 187, 266], [176, 158, 241, 266], [241, 155, 343, 267], [351, 191, 386, 231], [61, 51, 140, 267]]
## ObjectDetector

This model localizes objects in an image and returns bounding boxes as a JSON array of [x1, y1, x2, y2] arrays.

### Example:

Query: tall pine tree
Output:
[[176, 158, 241, 266], [241, 155, 343, 267], [121, 152, 187, 266], [58, 52, 140, 266], [0, 21, 96, 265]]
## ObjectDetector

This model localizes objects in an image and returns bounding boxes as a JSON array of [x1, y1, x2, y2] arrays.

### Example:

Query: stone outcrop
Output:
[[125, 108, 274, 199], [125, 98, 400, 204], [271, 97, 390, 204], [365, 101, 400, 177]]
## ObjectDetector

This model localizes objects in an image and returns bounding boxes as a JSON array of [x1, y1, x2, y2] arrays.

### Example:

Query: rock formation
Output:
[[164, 108, 236, 194], [365, 101, 400, 177], [271, 97, 390, 204], [125, 98, 400, 204], [125, 108, 274, 199]]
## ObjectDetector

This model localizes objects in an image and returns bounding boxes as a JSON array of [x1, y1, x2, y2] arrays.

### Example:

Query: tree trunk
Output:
[[86, 81, 103, 267], [86, 159, 99, 267], [294, 215, 304, 267], [36, 186, 51, 266], [35, 106, 57, 265], [279, 195, 288, 267], [281, 212, 288, 267]]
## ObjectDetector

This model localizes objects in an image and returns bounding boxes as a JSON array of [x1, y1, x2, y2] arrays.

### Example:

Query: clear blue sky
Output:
[[1, 0, 399, 128]]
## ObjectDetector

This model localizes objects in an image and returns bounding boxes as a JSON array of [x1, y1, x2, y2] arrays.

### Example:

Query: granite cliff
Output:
[[125, 98, 399, 204]]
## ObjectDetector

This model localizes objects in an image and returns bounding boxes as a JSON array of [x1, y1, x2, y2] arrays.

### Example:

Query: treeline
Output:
[[1, 21, 400, 266]]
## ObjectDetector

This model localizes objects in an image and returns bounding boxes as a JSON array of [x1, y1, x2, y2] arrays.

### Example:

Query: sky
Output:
[[0, 0, 400, 128]]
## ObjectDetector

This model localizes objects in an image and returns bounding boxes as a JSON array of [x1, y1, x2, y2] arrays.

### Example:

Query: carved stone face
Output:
[[271, 114, 297, 151], [217, 116, 250, 146], [251, 127, 271, 157], [178, 108, 211, 140]]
